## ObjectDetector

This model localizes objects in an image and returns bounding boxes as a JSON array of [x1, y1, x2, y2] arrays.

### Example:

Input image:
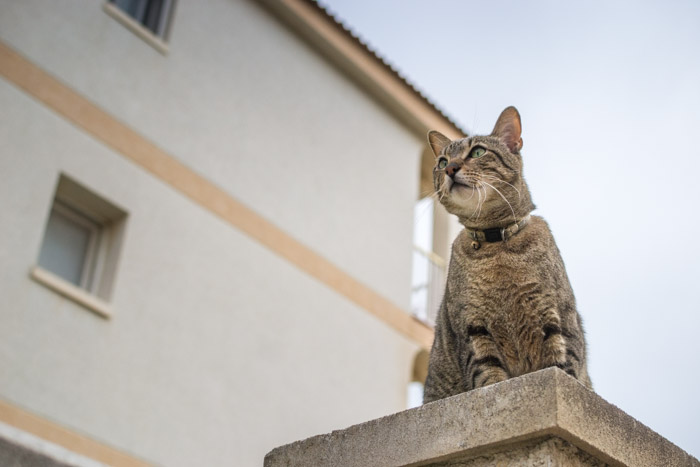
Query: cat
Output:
[[423, 106, 592, 403]]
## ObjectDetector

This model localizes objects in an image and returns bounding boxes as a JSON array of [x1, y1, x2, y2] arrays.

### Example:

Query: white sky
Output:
[[321, 0, 700, 458]]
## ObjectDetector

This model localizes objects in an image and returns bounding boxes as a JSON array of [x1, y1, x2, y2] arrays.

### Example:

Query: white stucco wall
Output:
[[0, 0, 425, 465], [0, 0, 421, 309]]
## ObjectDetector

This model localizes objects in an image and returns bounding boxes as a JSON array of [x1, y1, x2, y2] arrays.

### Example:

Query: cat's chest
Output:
[[446, 239, 552, 330], [450, 254, 525, 313]]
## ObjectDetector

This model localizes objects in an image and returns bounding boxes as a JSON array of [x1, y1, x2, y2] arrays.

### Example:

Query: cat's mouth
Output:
[[446, 178, 482, 205], [450, 180, 473, 193]]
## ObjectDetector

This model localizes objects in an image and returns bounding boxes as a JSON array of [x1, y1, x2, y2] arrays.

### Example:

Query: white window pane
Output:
[[407, 382, 424, 409], [38, 208, 91, 286], [413, 198, 434, 251]]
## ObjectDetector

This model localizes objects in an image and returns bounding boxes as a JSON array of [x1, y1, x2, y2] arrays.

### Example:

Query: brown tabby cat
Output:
[[423, 106, 591, 403]]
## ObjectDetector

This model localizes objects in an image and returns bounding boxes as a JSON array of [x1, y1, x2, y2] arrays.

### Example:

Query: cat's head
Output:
[[428, 106, 535, 229]]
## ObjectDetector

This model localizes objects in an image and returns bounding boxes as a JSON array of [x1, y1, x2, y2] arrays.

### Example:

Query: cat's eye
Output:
[[469, 147, 486, 158], [438, 158, 448, 169]]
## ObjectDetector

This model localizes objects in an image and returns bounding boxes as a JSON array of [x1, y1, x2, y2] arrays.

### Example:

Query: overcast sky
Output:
[[321, 0, 700, 458]]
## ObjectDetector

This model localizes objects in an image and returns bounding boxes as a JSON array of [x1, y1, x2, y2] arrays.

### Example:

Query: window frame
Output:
[[46, 200, 102, 291], [103, 0, 177, 55], [30, 266, 112, 319], [31, 174, 128, 319]]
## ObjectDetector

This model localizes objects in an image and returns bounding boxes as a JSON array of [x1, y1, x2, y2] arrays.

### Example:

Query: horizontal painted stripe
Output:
[[0, 40, 433, 350], [0, 398, 151, 466]]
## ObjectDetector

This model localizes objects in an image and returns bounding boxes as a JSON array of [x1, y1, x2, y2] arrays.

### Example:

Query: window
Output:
[[103, 0, 176, 53], [32, 174, 127, 318], [38, 202, 101, 290], [109, 0, 175, 38], [407, 350, 429, 409], [411, 198, 446, 327]]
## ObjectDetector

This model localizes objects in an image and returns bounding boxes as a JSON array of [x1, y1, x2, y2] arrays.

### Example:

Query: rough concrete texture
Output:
[[264, 367, 699, 467], [433, 437, 606, 466]]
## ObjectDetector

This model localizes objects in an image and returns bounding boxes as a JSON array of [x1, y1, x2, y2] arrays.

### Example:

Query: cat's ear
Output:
[[427, 131, 451, 157], [491, 106, 523, 153]]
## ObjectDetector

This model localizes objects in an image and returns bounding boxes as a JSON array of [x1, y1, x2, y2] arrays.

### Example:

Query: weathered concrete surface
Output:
[[264, 367, 699, 467], [433, 437, 605, 466]]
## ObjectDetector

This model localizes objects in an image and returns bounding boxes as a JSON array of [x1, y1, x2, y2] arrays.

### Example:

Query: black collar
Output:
[[464, 215, 531, 250]]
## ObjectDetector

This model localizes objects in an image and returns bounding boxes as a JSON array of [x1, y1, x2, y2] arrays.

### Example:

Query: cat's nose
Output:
[[445, 162, 461, 178]]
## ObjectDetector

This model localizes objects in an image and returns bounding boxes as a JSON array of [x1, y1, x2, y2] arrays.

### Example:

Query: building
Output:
[[0, 0, 464, 465]]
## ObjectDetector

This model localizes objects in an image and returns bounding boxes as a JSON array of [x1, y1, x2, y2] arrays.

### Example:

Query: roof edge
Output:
[[258, 0, 466, 140]]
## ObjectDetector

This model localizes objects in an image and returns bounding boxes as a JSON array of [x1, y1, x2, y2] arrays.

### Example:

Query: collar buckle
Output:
[[483, 227, 504, 243]]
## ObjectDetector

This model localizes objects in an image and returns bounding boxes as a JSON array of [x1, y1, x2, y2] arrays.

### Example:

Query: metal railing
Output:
[[411, 245, 447, 327]]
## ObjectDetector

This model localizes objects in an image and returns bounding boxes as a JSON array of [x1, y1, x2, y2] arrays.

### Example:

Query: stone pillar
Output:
[[265, 368, 698, 467]]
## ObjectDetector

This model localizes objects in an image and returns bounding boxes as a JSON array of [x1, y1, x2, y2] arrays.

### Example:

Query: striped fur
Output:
[[423, 107, 592, 403]]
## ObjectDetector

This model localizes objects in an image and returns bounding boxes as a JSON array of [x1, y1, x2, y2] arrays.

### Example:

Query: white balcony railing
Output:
[[410, 245, 446, 327]]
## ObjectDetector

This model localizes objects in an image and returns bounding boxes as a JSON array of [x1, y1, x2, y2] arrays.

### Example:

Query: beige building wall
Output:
[[1, 0, 421, 308], [0, 0, 430, 465]]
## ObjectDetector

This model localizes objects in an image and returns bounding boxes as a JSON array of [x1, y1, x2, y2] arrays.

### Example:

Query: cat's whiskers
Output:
[[479, 184, 487, 219], [480, 180, 517, 222], [471, 182, 486, 220], [455, 179, 478, 204], [413, 193, 438, 226], [477, 184, 486, 220], [439, 177, 459, 204], [465, 184, 477, 203], [438, 183, 448, 204], [482, 175, 521, 200], [419, 187, 437, 198], [469, 183, 481, 220]]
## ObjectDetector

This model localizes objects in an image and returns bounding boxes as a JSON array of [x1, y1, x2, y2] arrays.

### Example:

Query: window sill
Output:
[[103, 2, 169, 55], [30, 266, 112, 319]]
